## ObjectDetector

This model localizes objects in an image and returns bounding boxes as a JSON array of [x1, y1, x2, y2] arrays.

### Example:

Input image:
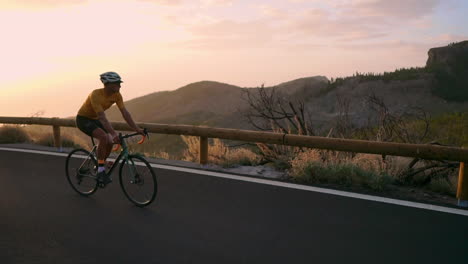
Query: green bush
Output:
[[400, 112, 468, 147], [427, 178, 456, 195], [296, 162, 392, 191]]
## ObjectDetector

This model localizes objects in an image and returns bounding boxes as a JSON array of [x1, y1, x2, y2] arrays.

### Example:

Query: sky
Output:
[[0, 0, 467, 118]]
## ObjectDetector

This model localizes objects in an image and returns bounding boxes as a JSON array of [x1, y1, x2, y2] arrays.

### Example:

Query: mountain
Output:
[[105, 41, 468, 147], [106, 77, 329, 129], [107, 81, 248, 128], [274, 76, 328, 96]]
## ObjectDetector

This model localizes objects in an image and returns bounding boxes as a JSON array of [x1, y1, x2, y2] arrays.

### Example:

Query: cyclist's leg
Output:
[[104, 133, 113, 160], [92, 119, 113, 162], [92, 128, 111, 164], [91, 128, 112, 178], [92, 128, 113, 185]]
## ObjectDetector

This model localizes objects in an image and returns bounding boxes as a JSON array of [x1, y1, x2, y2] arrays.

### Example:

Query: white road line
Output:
[[0, 147, 70, 157], [1, 146, 467, 216]]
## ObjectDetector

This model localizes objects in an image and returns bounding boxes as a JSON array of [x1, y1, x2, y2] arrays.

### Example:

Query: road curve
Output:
[[0, 149, 467, 264]]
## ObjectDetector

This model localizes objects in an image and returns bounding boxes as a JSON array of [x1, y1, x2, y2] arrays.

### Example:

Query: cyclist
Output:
[[76, 71, 144, 185]]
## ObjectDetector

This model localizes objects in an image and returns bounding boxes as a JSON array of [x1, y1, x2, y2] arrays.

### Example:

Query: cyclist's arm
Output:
[[120, 108, 143, 134], [97, 111, 117, 137]]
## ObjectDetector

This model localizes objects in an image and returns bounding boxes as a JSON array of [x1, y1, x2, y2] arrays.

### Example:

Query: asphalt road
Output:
[[0, 149, 467, 264]]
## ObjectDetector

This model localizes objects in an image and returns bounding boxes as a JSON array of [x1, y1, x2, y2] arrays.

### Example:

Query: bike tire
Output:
[[119, 155, 157, 207], [65, 148, 99, 196]]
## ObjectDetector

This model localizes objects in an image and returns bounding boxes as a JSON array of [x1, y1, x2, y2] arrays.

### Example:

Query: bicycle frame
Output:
[[67, 128, 155, 206], [106, 138, 132, 176], [84, 133, 141, 179]]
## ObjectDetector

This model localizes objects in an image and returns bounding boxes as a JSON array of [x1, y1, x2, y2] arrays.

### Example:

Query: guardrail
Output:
[[0, 116, 467, 201]]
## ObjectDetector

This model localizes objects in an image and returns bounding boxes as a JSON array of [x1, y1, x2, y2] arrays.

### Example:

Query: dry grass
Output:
[[0, 125, 90, 149], [428, 177, 456, 195], [290, 149, 411, 177], [181, 136, 260, 167], [23, 125, 90, 149], [0, 125, 30, 143], [289, 149, 406, 190], [289, 148, 459, 194], [143, 151, 171, 160]]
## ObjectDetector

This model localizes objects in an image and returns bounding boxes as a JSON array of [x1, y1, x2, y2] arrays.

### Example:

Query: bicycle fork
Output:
[[126, 158, 139, 184]]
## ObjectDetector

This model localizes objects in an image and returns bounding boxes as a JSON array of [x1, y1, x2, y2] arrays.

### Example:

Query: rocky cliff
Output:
[[426, 41, 468, 101], [427, 41, 468, 69]]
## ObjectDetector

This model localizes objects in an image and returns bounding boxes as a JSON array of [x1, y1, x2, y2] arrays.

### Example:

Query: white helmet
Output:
[[100, 71, 123, 84]]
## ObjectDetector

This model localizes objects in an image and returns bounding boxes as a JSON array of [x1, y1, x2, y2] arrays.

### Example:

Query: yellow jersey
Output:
[[77, 88, 125, 119]]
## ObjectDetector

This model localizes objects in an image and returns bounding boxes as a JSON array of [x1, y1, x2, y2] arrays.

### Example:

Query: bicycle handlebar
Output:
[[112, 128, 149, 151]]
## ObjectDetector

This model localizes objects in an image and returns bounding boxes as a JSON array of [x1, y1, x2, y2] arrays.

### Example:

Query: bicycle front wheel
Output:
[[119, 155, 157, 207], [65, 148, 98, 196]]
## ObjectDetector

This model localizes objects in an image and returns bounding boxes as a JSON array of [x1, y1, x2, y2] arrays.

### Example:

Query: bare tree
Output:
[[333, 92, 354, 138], [364, 90, 430, 144], [240, 85, 317, 166], [362, 90, 458, 186], [241, 85, 315, 136]]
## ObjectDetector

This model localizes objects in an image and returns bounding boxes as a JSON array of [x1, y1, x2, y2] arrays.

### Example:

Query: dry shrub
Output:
[[222, 147, 260, 167], [289, 149, 322, 177], [255, 124, 304, 170], [181, 135, 200, 162], [156, 151, 170, 160], [428, 177, 456, 195], [289, 149, 414, 190], [257, 143, 300, 169], [0, 125, 30, 143], [291, 148, 410, 178], [144, 151, 171, 160], [292, 161, 391, 191], [23, 125, 91, 149], [351, 154, 411, 177], [34, 133, 84, 148], [209, 138, 229, 163], [181, 136, 260, 167]]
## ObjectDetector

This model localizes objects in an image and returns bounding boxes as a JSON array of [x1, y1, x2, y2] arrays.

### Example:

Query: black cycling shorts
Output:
[[76, 115, 108, 137]]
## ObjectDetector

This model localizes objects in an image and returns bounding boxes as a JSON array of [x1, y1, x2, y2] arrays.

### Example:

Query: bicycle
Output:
[[65, 128, 157, 207]]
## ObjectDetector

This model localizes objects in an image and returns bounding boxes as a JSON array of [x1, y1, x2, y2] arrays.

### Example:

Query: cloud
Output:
[[138, 0, 184, 5], [279, 0, 442, 42], [0, 0, 86, 8], [200, 0, 234, 6], [171, 18, 275, 50], [139, 0, 235, 6], [283, 8, 388, 41], [429, 34, 468, 45], [258, 5, 289, 19], [189, 19, 269, 37], [146, 0, 447, 52], [340, 0, 441, 19]]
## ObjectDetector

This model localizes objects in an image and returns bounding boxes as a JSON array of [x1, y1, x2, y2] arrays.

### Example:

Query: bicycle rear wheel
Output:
[[119, 155, 157, 207], [65, 148, 98, 196]]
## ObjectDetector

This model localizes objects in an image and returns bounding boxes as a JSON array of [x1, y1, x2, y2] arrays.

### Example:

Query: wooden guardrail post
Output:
[[457, 162, 468, 207], [200, 136, 208, 165], [52, 125, 62, 151]]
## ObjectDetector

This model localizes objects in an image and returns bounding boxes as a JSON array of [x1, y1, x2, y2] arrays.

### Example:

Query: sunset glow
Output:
[[1, 0, 467, 117]]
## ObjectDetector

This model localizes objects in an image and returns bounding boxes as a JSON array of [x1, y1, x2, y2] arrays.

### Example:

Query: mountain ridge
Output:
[[106, 41, 468, 132]]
